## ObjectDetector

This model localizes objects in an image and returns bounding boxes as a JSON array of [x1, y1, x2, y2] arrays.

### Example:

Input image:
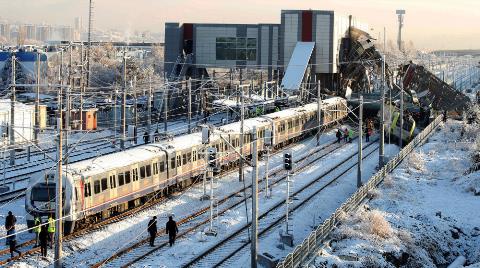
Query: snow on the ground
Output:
[[312, 120, 480, 267], [5, 127, 347, 267]]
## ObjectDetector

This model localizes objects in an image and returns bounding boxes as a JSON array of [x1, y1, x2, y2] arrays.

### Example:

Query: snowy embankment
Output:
[[312, 120, 480, 267]]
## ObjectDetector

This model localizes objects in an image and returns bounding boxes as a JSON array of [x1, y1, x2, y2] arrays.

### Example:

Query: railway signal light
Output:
[[207, 147, 217, 168], [284, 152, 292, 171]]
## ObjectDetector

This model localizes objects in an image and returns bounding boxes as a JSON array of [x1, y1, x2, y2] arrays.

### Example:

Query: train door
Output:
[[108, 171, 118, 205], [168, 151, 177, 186]]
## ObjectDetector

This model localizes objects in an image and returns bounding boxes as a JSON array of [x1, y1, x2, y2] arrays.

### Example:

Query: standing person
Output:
[[143, 131, 150, 144], [5, 211, 16, 231], [365, 127, 371, 142], [47, 214, 55, 249], [165, 216, 178, 247], [343, 128, 349, 142], [147, 216, 157, 247], [33, 214, 42, 247], [336, 129, 342, 144], [39, 225, 49, 258], [348, 129, 354, 143], [6, 228, 21, 258]]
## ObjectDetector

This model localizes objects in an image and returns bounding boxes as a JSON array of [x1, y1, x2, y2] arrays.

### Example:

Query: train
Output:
[[25, 97, 348, 233]]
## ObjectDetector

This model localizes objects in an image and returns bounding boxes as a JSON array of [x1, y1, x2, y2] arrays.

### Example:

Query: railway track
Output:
[[185, 143, 379, 268], [0, 129, 341, 265], [89, 137, 369, 268]]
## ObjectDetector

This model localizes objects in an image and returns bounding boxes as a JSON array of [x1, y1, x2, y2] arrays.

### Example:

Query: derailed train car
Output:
[[25, 97, 347, 233]]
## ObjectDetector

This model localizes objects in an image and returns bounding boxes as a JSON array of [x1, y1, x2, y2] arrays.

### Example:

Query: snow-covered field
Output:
[[312, 120, 480, 267]]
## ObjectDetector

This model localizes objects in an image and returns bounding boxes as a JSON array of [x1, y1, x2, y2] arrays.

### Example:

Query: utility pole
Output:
[[251, 126, 258, 268], [120, 49, 127, 150], [164, 85, 168, 133], [86, 0, 94, 88], [35, 52, 40, 144], [316, 80, 322, 146], [133, 77, 138, 144], [379, 55, 385, 167], [188, 79, 192, 134], [148, 75, 152, 141], [399, 77, 404, 148], [357, 95, 363, 188], [239, 85, 245, 182], [9, 55, 16, 166], [54, 115, 63, 268], [79, 44, 84, 131], [54, 65, 64, 267]]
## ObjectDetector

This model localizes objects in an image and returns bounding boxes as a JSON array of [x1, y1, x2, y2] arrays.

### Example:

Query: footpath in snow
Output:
[[313, 120, 480, 267]]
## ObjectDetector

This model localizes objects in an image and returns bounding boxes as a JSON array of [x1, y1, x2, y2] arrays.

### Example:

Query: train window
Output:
[[224, 143, 228, 151], [75, 187, 78, 200], [171, 157, 176, 169], [125, 171, 131, 184], [140, 166, 146, 178], [84, 183, 91, 197], [187, 152, 192, 163], [176, 155, 181, 167], [146, 165, 152, 177], [153, 162, 158, 175], [94, 180, 101, 194], [160, 161, 165, 172], [192, 151, 197, 162], [101, 178, 108, 192], [133, 168, 139, 181], [182, 154, 187, 165], [110, 175, 116, 189], [118, 173, 125, 186]]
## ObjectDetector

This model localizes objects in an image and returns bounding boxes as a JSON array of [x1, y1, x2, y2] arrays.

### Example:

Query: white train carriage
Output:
[[25, 97, 348, 233]]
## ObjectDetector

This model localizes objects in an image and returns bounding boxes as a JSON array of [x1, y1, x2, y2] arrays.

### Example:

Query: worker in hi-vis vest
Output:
[[33, 214, 42, 247], [47, 214, 55, 249]]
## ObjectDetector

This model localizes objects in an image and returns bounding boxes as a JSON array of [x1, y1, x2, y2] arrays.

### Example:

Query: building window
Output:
[[216, 37, 257, 61]]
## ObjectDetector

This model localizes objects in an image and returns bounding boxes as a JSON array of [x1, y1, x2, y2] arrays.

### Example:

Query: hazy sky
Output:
[[1, 0, 479, 50]]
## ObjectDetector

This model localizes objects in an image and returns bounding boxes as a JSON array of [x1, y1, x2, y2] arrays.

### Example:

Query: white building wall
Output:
[[332, 14, 350, 73], [283, 13, 298, 67], [314, 13, 332, 73], [195, 26, 237, 67], [0, 100, 34, 146]]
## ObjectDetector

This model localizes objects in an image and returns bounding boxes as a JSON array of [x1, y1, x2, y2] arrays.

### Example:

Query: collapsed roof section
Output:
[[401, 63, 471, 114]]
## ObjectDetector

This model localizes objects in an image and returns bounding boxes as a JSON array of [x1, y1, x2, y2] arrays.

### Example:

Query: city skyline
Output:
[[0, 0, 478, 50]]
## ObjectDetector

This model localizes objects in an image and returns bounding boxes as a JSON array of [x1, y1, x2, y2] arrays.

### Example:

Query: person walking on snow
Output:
[[343, 128, 349, 142], [6, 228, 21, 258], [336, 129, 342, 143], [39, 225, 49, 257], [5, 211, 16, 231], [348, 129, 354, 143], [47, 214, 55, 249], [148, 216, 157, 247], [33, 214, 42, 247], [166, 216, 178, 247]]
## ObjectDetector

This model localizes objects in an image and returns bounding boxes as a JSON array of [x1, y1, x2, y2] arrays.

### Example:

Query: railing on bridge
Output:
[[276, 114, 444, 268]]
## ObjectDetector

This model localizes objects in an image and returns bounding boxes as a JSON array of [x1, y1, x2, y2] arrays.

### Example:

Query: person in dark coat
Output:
[[343, 128, 349, 142], [365, 127, 371, 142], [165, 216, 178, 247], [143, 131, 150, 144], [39, 225, 49, 257], [336, 129, 342, 143], [5, 211, 16, 231], [147, 216, 157, 247], [6, 228, 21, 258]]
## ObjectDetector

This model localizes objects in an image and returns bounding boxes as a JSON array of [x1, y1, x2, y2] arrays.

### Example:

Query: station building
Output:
[[165, 10, 368, 90]]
